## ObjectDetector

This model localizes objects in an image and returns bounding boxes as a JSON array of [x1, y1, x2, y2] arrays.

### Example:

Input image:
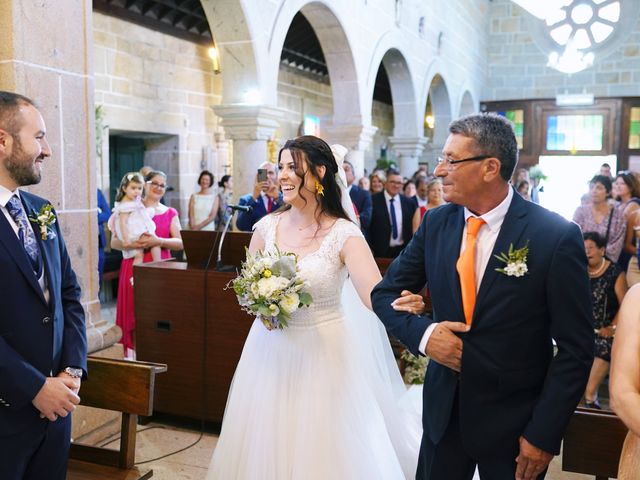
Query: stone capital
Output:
[[388, 136, 429, 158], [324, 124, 378, 152], [212, 105, 286, 141]]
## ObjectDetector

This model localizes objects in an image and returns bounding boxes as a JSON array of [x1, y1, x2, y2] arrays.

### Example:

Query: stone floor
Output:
[[96, 415, 590, 480], [96, 301, 592, 480]]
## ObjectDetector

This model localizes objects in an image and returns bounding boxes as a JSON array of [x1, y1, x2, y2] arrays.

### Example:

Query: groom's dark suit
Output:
[[0, 190, 87, 479], [372, 191, 594, 478]]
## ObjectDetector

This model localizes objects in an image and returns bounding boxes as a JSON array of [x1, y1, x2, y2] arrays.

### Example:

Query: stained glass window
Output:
[[546, 114, 603, 151], [629, 107, 640, 149], [494, 110, 524, 150]]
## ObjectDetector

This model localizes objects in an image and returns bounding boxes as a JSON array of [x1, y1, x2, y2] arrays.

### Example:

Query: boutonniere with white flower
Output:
[[29, 203, 57, 240], [495, 241, 529, 277]]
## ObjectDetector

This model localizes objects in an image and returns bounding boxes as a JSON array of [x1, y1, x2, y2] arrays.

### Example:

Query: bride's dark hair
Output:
[[277, 135, 351, 222]]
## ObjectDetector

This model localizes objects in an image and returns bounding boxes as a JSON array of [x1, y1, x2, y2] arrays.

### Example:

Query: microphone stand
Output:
[[216, 210, 239, 272]]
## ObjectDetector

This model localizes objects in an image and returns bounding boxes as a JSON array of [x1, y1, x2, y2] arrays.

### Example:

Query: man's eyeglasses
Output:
[[437, 155, 491, 170], [146, 181, 167, 189]]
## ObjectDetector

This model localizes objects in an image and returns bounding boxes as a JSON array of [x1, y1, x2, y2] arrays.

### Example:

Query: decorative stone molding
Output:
[[389, 136, 429, 177], [325, 124, 378, 177]]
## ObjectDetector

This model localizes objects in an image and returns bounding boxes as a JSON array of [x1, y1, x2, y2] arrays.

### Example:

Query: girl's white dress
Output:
[[107, 198, 156, 259], [207, 215, 421, 479]]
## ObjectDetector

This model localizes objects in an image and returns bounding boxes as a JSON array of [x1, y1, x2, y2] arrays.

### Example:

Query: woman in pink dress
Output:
[[111, 170, 183, 358]]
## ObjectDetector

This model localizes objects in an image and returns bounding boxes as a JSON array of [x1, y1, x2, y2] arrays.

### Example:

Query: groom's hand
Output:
[[425, 321, 469, 372], [515, 436, 553, 480]]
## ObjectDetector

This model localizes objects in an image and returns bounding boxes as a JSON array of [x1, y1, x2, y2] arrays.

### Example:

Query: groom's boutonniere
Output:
[[495, 241, 529, 277], [29, 203, 57, 240]]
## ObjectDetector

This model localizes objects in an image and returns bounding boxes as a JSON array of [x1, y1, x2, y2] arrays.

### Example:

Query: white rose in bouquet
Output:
[[279, 293, 300, 315]]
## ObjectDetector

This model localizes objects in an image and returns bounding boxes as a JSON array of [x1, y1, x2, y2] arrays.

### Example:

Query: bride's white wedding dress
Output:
[[207, 215, 421, 479]]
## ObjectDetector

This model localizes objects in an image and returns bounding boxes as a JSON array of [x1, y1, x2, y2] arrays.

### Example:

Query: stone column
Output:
[[325, 125, 378, 178], [0, 0, 119, 353], [212, 105, 285, 203], [389, 136, 429, 178]]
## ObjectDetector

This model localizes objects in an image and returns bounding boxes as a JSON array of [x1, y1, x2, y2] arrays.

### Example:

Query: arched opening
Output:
[[422, 74, 452, 168], [371, 62, 394, 172], [459, 91, 475, 117]]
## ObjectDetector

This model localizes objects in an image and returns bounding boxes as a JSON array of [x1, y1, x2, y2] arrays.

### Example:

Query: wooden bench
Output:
[[562, 407, 629, 479], [67, 357, 167, 480]]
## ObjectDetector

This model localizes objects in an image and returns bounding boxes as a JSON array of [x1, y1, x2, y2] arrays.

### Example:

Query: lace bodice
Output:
[[254, 214, 363, 328]]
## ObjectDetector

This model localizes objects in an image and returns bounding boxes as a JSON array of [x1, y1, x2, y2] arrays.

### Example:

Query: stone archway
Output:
[[269, 1, 374, 174], [420, 73, 452, 166], [459, 90, 476, 117], [375, 49, 426, 177]]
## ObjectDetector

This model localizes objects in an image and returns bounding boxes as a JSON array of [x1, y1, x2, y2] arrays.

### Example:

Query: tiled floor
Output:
[[97, 302, 592, 480]]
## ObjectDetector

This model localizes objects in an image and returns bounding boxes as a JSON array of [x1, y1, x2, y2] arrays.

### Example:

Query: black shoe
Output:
[[585, 401, 602, 410]]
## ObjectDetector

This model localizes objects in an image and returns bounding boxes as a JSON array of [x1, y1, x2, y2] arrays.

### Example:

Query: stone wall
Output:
[[93, 12, 223, 223], [276, 66, 394, 173], [487, 0, 640, 100]]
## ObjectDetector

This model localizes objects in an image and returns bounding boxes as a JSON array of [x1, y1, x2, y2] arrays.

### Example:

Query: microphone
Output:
[[228, 204, 252, 213]]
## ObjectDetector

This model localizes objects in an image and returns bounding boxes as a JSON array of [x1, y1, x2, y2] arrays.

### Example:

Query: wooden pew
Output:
[[67, 357, 167, 480], [562, 407, 629, 479]]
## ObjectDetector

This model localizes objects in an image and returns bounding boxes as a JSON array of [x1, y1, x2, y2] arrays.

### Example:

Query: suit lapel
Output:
[[0, 200, 48, 305], [22, 195, 55, 306], [444, 207, 466, 320], [474, 191, 528, 322]]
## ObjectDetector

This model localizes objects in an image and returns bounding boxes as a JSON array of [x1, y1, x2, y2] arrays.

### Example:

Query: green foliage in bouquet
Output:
[[232, 247, 313, 330], [401, 349, 429, 385]]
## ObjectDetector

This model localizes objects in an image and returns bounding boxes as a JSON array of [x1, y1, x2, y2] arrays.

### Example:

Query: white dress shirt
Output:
[[384, 190, 404, 246], [0, 184, 49, 301], [418, 187, 514, 354]]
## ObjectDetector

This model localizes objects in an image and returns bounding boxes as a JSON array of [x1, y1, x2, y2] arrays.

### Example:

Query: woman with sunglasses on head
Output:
[[111, 170, 183, 358]]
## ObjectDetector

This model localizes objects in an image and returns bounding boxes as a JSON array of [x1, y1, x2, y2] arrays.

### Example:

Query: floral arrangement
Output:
[[401, 349, 429, 385], [495, 241, 529, 277], [29, 203, 57, 240], [232, 247, 313, 330]]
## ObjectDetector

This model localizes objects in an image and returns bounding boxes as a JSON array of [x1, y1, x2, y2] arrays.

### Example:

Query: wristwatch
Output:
[[63, 367, 83, 379]]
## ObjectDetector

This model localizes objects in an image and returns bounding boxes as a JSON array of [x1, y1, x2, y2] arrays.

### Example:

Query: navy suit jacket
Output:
[[348, 185, 372, 231], [236, 193, 282, 232], [367, 192, 416, 258], [372, 191, 593, 457], [0, 191, 87, 435]]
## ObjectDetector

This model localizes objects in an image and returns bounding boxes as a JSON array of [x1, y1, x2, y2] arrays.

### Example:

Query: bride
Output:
[[207, 135, 422, 479]]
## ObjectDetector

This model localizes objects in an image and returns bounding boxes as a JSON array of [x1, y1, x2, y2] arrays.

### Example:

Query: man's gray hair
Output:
[[449, 113, 518, 182]]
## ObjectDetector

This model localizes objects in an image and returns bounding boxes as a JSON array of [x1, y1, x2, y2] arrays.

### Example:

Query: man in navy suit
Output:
[[367, 167, 416, 258], [236, 161, 282, 231], [342, 160, 372, 231], [372, 114, 593, 480], [0, 92, 87, 479]]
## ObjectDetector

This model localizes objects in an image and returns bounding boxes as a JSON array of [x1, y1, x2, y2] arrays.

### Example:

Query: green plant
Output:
[[375, 158, 397, 170], [528, 165, 548, 182], [401, 349, 429, 384]]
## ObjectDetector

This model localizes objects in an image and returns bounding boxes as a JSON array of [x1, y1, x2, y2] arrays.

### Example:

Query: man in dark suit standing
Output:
[[342, 160, 372, 231], [372, 114, 593, 480], [0, 92, 87, 479], [367, 167, 416, 258], [236, 161, 282, 231]]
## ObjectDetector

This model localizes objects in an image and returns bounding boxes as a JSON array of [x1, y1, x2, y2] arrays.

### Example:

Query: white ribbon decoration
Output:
[[330, 144, 359, 226]]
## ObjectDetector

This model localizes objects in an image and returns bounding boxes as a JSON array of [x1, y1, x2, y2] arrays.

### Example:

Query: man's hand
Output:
[[265, 179, 280, 200], [32, 377, 81, 421], [391, 290, 426, 315], [252, 174, 268, 199], [57, 371, 81, 395], [425, 321, 469, 371], [515, 436, 553, 480]]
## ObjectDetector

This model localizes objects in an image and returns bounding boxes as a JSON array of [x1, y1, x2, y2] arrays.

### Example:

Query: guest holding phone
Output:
[[236, 161, 282, 231]]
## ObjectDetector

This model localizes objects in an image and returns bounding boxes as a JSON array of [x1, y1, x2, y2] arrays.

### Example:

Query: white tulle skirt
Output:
[[206, 280, 421, 479]]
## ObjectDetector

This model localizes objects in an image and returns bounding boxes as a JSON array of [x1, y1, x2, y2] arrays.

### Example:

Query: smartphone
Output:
[[257, 168, 268, 182]]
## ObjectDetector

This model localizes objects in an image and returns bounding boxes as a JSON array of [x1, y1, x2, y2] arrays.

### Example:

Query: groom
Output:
[[372, 114, 593, 480], [0, 91, 87, 479]]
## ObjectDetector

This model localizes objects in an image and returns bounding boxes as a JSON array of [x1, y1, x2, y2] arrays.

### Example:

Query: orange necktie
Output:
[[456, 217, 485, 326]]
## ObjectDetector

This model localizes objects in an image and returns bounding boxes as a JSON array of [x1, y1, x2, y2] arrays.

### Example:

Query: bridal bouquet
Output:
[[232, 247, 313, 330]]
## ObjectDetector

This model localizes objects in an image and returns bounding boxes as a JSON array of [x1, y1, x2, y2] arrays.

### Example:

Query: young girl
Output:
[[108, 172, 161, 267]]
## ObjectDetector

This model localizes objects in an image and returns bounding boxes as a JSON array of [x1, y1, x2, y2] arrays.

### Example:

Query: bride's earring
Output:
[[315, 180, 325, 197]]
